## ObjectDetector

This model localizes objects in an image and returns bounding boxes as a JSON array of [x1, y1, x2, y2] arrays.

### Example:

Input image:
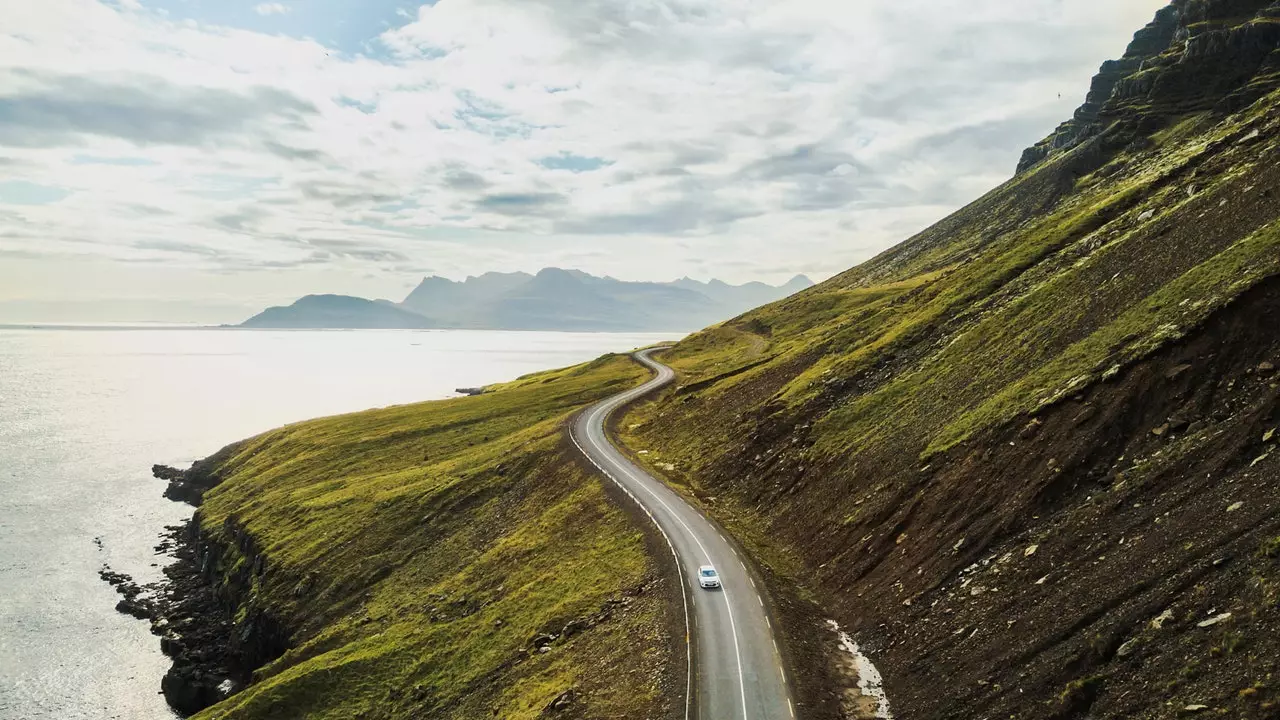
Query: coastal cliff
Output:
[[135, 356, 682, 719]]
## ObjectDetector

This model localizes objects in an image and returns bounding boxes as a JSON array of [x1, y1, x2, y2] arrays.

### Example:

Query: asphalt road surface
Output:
[[570, 348, 795, 720]]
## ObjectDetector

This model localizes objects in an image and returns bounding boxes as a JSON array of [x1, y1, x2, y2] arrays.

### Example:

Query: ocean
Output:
[[0, 327, 675, 719]]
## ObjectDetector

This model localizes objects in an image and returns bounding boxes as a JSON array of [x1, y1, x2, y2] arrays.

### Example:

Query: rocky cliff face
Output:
[[105, 458, 293, 717], [156, 515, 291, 716], [1018, 0, 1280, 173], [100, 457, 292, 717]]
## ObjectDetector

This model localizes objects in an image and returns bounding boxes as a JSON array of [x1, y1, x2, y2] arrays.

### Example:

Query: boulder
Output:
[[561, 618, 590, 638], [1019, 419, 1043, 440], [115, 598, 152, 620], [151, 464, 186, 481], [161, 667, 236, 716], [160, 632, 187, 657], [1197, 612, 1232, 628], [543, 689, 576, 713]]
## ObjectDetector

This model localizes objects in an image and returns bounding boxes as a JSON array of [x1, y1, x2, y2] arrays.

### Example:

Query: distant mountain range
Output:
[[239, 269, 813, 331]]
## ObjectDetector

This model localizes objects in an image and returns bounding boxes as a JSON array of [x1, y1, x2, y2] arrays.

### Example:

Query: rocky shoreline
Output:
[[99, 517, 241, 715], [98, 456, 283, 717]]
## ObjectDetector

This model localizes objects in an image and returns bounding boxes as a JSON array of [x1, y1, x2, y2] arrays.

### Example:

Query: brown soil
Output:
[[675, 276, 1280, 719], [839, 276, 1280, 719]]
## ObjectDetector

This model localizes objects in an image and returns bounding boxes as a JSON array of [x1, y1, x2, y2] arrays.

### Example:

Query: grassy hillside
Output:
[[618, 3, 1280, 717], [183, 355, 679, 720], [160, 3, 1280, 719]]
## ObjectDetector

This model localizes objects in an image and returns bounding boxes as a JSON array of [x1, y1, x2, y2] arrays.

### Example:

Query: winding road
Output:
[[569, 348, 795, 720]]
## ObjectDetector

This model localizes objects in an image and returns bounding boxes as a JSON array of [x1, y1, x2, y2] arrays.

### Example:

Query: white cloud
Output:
[[253, 3, 289, 16], [0, 0, 1170, 320]]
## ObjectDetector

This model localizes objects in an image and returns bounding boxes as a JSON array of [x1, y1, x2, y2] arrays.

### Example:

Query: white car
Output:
[[697, 565, 721, 589]]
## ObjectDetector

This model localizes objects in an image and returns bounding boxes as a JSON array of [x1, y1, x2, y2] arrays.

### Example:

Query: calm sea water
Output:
[[0, 328, 674, 719]]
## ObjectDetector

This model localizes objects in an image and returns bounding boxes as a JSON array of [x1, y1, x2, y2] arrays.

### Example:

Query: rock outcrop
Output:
[[98, 447, 292, 717], [1018, 0, 1280, 173], [152, 443, 240, 506]]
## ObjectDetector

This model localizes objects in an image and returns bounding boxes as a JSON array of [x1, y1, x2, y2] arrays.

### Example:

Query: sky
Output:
[[0, 0, 1169, 323]]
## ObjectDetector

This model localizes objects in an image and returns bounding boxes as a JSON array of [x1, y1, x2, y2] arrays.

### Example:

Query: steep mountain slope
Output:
[[149, 357, 681, 720], [618, 2, 1280, 717], [239, 295, 438, 330], [671, 275, 814, 316]]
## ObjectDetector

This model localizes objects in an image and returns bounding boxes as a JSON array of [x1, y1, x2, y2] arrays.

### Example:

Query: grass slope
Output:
[[617, 66, 1280, 720], [189, 354, 677, 720]]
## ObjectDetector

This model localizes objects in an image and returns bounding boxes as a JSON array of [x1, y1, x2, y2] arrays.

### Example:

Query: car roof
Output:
[[698, 565, 716, 572]]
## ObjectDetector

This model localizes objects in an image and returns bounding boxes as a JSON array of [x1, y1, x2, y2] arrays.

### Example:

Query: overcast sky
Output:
[[0, 0, 1167, 322]]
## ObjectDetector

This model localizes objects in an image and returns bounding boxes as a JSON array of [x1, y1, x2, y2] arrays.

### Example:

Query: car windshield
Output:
[[700, 569, 717, 577]]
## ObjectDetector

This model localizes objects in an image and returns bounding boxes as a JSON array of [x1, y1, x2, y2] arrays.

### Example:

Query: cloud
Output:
[[133, 239, 225, 258], [212, 207, 270, 232], [297, 182, 400, 209], [0, 0, 1171, 316], [439, 166, 492, 191], [738, 145, 864, 181], [306, 238, 410, 263], [539, 153, 611, 172], [555, 202, 757, 235], [261, 140, 330, 163], [476, 192, 567, 216], [253, 3, 289, 16], [0, 72, 316, 149]]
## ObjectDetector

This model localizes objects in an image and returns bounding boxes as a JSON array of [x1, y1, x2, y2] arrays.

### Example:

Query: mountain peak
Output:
[[241, 294, 434, 329], [532, 267, 582, 282], [465, 271, 534, 283]]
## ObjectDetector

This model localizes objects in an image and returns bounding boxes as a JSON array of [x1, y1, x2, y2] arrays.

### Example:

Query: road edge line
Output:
[[568, 350, 692, 720]]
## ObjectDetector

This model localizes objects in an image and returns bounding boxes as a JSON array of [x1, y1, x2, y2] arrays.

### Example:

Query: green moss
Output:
[[1057, 674, 1104, 706], [191, 355, 668, 720], [610, 85, 1280, 637], [1260, 536, 1280, 560], [804, 181, 1152, 452], [930, 218, 1280, 455], [660, 324, 771, 381], [1150, 113, 1213, 148]]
